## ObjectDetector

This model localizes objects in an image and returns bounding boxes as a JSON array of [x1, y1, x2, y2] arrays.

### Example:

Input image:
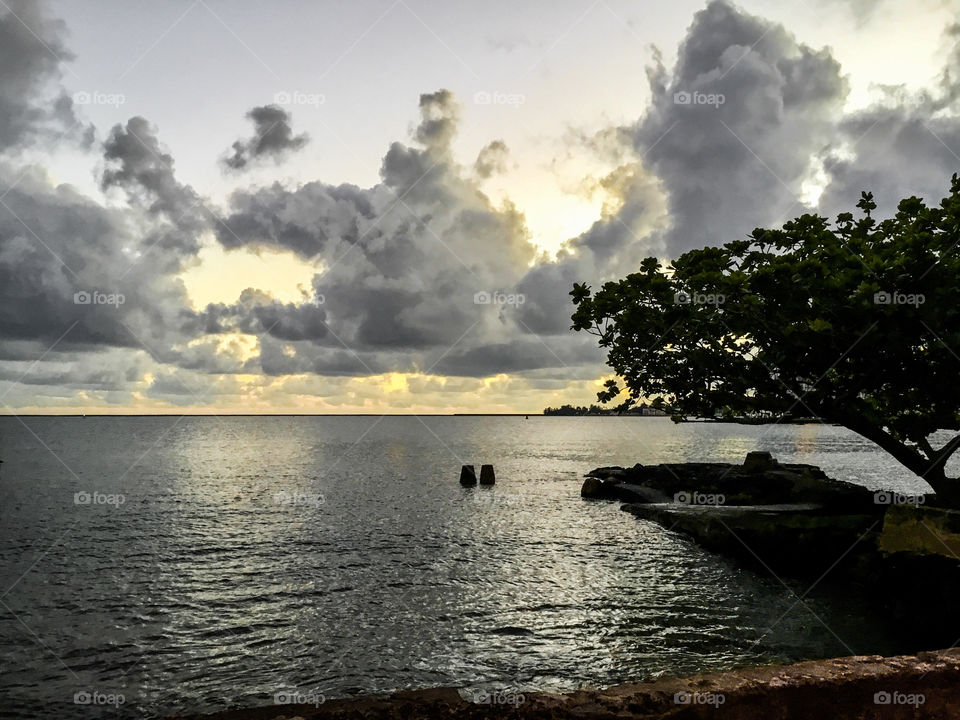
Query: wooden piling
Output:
[[459, 465, 477, 486], [479, 464, 495, 485]]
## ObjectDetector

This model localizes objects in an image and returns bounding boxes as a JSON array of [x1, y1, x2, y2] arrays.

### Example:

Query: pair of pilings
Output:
[[460, 464, 495, 486]]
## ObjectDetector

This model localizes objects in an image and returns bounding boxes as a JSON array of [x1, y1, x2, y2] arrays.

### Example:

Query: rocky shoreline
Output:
[[582, 452, 960, 646], [163, 649, 960, 719], [581, 452, 888, 578]]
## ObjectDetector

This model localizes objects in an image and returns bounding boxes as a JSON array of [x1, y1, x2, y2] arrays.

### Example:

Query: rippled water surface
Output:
[[0, 416, 946, 718]]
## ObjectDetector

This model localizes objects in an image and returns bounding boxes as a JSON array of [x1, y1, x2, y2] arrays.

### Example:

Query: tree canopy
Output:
[[571, 175, 960, 504]]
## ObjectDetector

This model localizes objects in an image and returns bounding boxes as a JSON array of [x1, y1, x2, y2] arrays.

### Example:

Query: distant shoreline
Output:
[[0, 412, 665, 418], [0, 413, 828, 421]]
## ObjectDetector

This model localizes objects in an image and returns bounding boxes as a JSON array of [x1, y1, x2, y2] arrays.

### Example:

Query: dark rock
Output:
[[479, 464, 495, 485], [614, 483, 672, 504], [490, 626, 534, 636], [580, 477, 604, 498], [582, 455, 876, 512], [743, 450, 777, 473], [622, 502, 879, 577], [581, 476, 667, 503], [584, 466, 629, 481], [872, 516, 960, 646], [459, 465, 477, 486]]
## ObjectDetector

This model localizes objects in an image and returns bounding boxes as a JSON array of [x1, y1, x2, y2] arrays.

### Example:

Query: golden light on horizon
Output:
[[181, 241, 320, 310]]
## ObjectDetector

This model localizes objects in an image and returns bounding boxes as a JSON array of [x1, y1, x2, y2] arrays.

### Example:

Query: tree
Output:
[[571, 176, 960, 505]]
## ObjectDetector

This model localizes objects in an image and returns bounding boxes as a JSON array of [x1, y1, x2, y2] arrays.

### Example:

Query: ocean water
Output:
[[0, 416, 945, 718]]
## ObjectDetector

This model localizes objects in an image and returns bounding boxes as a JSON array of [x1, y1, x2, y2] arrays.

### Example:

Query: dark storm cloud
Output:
[[215, 181, 376, 256], [634, 0, 847, 254], [5, 0, 960, 404], [204, 89, 567, 377], [202, 289, 328, 342], [257, 339, 396, 377], [0, 6, 211, 387], [0, 1, 90, 152], [0, 351, 147, 389], [415, 89, 458, 154], [0, 149, 219, 382], [514, 0, 850, 336], [817, 23, 960, 217], [0, 165, 162, 348], [102, 117, 201, 222], [817, 114, 960, 219], [223, 105, 309, 171], [515, 260, 587, 335], [430, 335, 604, 377]]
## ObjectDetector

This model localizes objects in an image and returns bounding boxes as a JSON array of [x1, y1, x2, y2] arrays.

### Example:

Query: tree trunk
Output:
[[919, 468, 960, 508], [840, 417, 960, 508]]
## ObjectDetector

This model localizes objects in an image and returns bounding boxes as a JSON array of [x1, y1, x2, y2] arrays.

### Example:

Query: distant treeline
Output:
[[542, 404, 669, 416]]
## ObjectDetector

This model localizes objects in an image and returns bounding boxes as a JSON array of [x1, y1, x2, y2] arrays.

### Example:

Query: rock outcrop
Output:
[[581, 455, 881, 512], [583, 455, 960, 641], [620, 501, 879, 576]]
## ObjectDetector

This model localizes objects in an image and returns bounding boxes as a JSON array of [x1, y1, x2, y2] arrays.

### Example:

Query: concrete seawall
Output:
[[165, 649, 960, 719]]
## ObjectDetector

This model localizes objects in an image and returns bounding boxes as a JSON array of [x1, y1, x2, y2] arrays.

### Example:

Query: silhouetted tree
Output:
[[572, 177, 960, 505]]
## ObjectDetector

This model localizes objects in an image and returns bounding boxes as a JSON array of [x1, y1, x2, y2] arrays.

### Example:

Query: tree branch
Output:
[[933, 433, 960, 472], [839, 415, 932, 479]]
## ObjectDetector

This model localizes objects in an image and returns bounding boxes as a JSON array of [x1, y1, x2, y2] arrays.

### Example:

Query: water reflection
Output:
[[0, 417, 928, 718]]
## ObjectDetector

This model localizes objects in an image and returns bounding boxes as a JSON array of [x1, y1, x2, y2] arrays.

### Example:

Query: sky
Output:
[[1, 0, 960, 414]]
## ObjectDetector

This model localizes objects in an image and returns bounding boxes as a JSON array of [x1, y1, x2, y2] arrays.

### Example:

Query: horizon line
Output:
[[0, 412, 663, 418]]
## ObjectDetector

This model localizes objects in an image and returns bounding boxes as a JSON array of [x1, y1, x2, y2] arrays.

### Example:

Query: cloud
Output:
[[414, 89, 459, 155], [508, 0, 960, 363], [204, 88, 579, 378], [0, 6, 597, 407], [0, 157, 202, 365], [474, 140, 509, 178], [632, 0, 848, 255], [102, 117, 204, 226], [3, 0, 960, 411], [223, 104, 309, 171], [0, 1, 90, 153], [509, 0, 854, 336], [0, 11, 210, 381], [816, 21, 960, 217]]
